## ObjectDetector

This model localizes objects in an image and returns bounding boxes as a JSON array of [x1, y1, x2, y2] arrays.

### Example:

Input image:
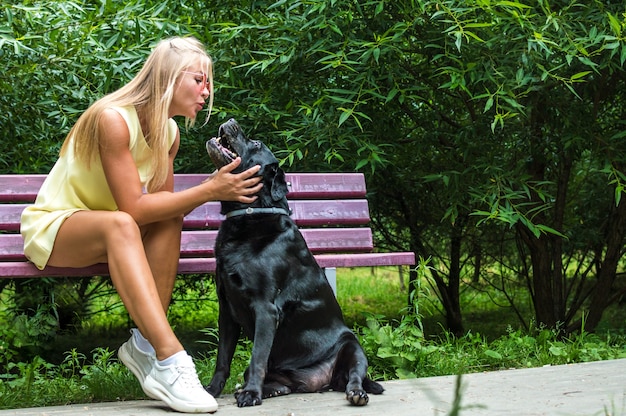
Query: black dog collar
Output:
[[225, 207, 291, 218]]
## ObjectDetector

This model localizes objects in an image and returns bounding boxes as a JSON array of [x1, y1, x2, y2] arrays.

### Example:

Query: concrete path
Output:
[[1, 359, 625, 416]]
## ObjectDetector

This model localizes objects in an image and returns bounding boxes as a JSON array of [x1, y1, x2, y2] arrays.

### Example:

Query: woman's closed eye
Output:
[[181, 71, 210, 91]]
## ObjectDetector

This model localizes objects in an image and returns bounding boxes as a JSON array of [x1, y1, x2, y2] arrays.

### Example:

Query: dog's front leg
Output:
[[236, 301, 279, 407], [344, 342, 372, 406], [206, 296, 241, 397]]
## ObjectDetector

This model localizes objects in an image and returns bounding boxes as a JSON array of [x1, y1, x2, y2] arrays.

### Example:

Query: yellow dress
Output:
[[20, 105, 177, 270]]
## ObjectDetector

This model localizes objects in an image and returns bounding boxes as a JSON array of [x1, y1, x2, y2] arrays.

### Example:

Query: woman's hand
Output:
[[203, 157, 263, 203]]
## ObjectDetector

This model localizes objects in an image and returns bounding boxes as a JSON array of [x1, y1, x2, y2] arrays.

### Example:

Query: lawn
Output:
[[1, 266, 625, 409], [16, 265, 625, 364]]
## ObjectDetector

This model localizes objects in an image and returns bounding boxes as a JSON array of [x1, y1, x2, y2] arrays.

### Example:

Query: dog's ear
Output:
[[270, 164, 289, 201]]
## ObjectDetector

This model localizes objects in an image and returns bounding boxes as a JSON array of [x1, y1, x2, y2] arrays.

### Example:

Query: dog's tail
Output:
[[364, 377, 385, 394]]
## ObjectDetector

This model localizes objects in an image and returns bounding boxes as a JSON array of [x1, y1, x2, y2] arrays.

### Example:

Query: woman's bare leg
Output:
[[140, 215, 183, 313], [48, 210, 183, 360]]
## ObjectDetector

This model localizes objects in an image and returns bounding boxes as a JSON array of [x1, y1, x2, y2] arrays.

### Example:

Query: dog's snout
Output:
[[219, 118, 240, 137]]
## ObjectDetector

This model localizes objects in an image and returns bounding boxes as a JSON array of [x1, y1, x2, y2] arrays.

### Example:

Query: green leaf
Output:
[[373, 47, 380, 63], [499, 1, 531, 9], [549, 346, 565, 356], [454, 31, 462, 51], [484, 349, 502, 359], [385, 88, 399, 103], [570, 71, 591, 81], [607, 12, 621, 37], [338, 109, 351, 126], [375, 1, 383, 16]]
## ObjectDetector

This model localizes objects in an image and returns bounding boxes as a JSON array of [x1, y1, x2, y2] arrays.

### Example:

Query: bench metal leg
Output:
[[324, 267, 337, 296]]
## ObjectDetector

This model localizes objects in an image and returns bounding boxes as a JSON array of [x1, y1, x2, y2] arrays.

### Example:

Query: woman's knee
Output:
[[105, 211, 142, 241]]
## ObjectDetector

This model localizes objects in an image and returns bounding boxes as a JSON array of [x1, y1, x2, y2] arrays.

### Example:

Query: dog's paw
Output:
[[346, 389, 369, 406], [204, 383, 222, 397], [235, 389, 263, 407], [262, 382, 292, 399]]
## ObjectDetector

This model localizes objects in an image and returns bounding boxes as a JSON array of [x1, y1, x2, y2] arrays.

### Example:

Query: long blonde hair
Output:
[[60, 36, 214, 192]]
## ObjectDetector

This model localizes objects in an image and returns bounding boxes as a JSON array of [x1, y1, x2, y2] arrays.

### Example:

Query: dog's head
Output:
[[206, 118, 289, 214]]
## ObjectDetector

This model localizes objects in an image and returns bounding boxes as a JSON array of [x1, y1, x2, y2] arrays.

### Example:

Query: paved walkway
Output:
[[1, 359, 625, 416]]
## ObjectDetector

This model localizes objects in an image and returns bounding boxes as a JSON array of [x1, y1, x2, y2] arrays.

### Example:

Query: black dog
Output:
[[204, 119, 384, 407]]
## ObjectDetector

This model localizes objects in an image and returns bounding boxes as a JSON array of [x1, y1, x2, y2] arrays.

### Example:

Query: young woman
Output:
[[20, 36, 261, 413]]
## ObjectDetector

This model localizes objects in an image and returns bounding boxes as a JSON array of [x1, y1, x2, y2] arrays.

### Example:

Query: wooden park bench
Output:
[[0, 173, 415, 293]]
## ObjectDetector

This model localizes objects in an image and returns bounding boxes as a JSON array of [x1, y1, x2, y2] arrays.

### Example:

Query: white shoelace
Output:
[[169, 359, 203, 389]]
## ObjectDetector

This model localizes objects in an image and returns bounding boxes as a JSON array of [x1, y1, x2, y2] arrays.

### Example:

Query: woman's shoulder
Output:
[[98, 108, 132, 146], [101, 106, 141, 140], [100, 107, 132, 131], [106, 105, 137, 123]]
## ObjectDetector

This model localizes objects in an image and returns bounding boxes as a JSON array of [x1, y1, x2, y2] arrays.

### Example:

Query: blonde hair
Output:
[[60, 36, 214, 192]]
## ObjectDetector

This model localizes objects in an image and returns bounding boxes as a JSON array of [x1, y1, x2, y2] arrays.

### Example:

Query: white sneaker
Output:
[[143, 353, 218, 413], [118, 330, 157, 399]]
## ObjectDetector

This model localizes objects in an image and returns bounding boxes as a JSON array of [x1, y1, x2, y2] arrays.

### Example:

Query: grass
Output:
[[336, 266, 407, 325], [1, 266, 625, 410]]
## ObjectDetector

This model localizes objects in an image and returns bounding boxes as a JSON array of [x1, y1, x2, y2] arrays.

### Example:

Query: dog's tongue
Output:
[[214, 136, 237, 160]]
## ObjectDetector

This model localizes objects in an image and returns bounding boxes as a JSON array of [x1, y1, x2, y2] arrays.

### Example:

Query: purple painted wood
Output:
[[0, 200, 370, 232], [0, 172, 416, 279], [0, 261, 112, 278], [173, 173, 367, 199], [181, 199, 369, 228], [0, 228, 374, 262], [0, 204, 27, 232], [283, 173, 366, 199], [0, 175, 44, 202], [0, 173, 366, 202], [0, 252, 416, 279], [314, 252, 417, 268], [177, 228, 373, 257], [0, 234, 26, 260]]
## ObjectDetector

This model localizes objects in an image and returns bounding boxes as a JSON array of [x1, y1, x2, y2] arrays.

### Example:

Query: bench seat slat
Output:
[[0, 252, 415, 279]]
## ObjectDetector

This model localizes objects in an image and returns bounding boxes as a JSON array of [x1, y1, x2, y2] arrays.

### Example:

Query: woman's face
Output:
[[169, 63, 211, 119]]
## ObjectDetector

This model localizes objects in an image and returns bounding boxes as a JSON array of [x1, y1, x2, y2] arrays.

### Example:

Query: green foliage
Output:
[[361, 313, 626, 382], [0, 305, 58, 367], [336, 266, 408, 325], [79, 348, 143, 401], [2, 317, 623, 409], [0, 267, 624, 409], [196, 327, 253, 393], [167, 275, 219, 331], [361, 312, 439, 379], [0, 0, 201, 173], [2, 0, 626, 345], [0, 348, 143, 409]]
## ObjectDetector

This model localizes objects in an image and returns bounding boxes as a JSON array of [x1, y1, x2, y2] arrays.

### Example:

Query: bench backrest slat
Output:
[[0, 173, 366, 203], [0, 227, 374, 261], [173, 173, 366, 199], [178, 228, 373, 257], [177, 199, 370, 228], [0, 199, 370, 232]]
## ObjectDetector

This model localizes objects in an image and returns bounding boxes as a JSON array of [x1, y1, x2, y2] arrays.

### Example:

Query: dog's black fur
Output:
[[204, 119, 384, 408]]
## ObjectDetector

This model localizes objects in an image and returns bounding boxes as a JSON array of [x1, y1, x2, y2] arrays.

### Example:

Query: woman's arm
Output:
[[98, 108, 261, 226]]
